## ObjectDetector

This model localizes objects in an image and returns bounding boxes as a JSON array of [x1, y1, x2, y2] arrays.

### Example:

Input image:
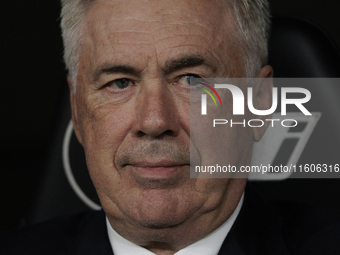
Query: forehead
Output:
[[85, 0, 230, 32], [80, 0, 239, 75]]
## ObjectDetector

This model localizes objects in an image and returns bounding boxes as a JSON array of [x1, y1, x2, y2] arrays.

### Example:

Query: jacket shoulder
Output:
[[272, 199, 340, 254], [0, 210, 110, 255]]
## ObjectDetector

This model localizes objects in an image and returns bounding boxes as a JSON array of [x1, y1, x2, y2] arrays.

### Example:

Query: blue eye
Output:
[[110, 78, 133, 89], [179, 74, 202, 86]]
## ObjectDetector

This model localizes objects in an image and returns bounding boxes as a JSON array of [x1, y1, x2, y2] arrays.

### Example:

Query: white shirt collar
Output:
[[106, 193, 244, 255]]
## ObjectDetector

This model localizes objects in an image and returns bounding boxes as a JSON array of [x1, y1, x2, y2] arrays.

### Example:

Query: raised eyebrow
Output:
[[92, 64, 140, 83], [163, 54, 216, 74]]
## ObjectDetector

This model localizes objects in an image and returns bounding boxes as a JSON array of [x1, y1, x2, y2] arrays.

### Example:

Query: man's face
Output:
[[70, 0, 268, 247]]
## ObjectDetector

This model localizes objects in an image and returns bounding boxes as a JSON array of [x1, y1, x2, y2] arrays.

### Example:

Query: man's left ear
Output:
[[252, 65, 274, 141]]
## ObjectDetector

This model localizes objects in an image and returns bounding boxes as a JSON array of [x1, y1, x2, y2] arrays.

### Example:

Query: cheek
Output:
[[192, 124, 253, 170], [77, 98, 135, 183], [83, 109, 124, 152], [172, 90, 191, 134], [190, 88, 253, 174], [190, 178, 231, 212]]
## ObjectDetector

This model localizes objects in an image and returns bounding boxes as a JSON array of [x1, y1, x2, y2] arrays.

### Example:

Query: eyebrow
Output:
[[164, 54, 215, 74], [92, 54, 215, 83], [92, 64, 140, 83]]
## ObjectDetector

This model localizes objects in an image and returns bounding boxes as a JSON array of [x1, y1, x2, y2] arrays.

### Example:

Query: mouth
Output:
[[127, 160, 189, 179]]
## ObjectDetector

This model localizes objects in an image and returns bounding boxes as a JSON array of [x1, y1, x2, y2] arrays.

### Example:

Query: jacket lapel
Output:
[[66, 210, 114, 255], [218, 185, 291, 255]]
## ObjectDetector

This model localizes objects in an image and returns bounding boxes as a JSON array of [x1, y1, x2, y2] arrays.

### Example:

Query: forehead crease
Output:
[[85, 0, 231, 44], [86, 0, 229, 31], [86, 14, 225, 42], [82, 0, 234, 69]]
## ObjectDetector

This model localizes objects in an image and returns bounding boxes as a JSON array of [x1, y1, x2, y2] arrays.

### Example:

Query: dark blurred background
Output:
[[1, 0, 340, 231]]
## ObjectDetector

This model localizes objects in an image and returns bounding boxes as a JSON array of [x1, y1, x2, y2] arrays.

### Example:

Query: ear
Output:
[[252, 65, 274, 141], [67, 76, 83, 145]]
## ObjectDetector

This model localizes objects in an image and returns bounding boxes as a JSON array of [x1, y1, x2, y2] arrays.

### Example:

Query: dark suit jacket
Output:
[[1, 185, 340, 254]]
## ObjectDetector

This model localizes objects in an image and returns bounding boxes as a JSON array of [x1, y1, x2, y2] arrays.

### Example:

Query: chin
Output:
[[139, 218, 182, 229], [122, 188, 199, 230]]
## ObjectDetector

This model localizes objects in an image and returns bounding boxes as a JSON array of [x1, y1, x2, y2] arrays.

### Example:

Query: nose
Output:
[[133, 79, 180, 138]]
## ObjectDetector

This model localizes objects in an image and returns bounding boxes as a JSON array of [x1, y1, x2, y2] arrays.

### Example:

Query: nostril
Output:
[[136, 130, 146, 137], [136, 129, 175, 138], [155, 130, 175, 138], [163, 130, 174, 136]]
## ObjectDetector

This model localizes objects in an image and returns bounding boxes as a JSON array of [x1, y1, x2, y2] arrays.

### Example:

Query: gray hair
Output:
[[60, 0, 271, 91], [228, 0, 271, 78]]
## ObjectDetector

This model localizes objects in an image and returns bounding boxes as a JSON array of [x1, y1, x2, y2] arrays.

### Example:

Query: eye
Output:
[[107, 78, 134, 90], [178, 74, 202, 86]]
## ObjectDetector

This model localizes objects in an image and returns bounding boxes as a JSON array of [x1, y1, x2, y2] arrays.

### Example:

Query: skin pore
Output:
[[68, 0, 273, 254]]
